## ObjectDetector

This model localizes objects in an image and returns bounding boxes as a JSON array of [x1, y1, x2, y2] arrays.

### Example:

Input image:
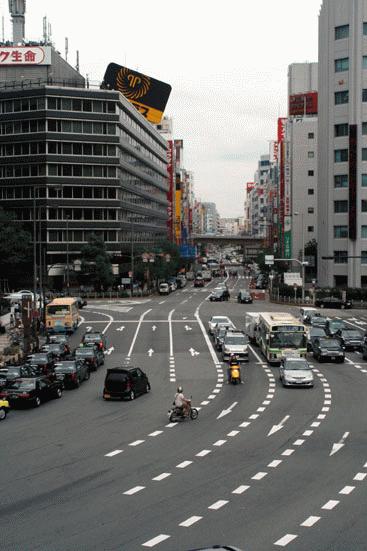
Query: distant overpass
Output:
[[191, 234, 264, 258]]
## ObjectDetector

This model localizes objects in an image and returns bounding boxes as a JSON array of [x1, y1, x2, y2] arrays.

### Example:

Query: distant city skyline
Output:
[[0, 0, 320, 216]]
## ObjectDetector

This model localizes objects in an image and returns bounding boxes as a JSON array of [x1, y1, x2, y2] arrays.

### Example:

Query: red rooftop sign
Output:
[[0, 46, 51, 65]]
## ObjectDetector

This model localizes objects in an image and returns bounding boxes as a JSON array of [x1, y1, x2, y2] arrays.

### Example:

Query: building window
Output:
[[362, 200, 367, 212], [361, 252, 367, 264], [334, 200, 349, 213], [308, 207, 314, 214], [364, 23, 367, 35], [362, 226, 367, 238], [334, 275, 348, 288], [334, 225, 348, 238], [363, 89, 367, 102], [307, 226, 314, 232], [308, 132, 314, 139], [363, 123, 367, 135], [362, 276, 367, 288], [363, 149, 367, 161], [335, 149, 348, 162], [308, 188, 314, 195], [308, 170, 314, 176], [335, 58, 349, 72], [335, 91, 349, 104], [335, 123, 349, 137], [334, 251, 348, 263], [362, 174, 367, 187], [335, 24, 349, 39], [308, 151, 315, 158]]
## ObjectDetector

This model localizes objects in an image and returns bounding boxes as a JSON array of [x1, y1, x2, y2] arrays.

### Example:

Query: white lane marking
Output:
[[303, 430, 313, 436], [213, 439, 227, 446], [127, 309, 152, 357], [101, 312, 114, 335], [263, 400, 271, 405], [249, 414, 259, 420], [340, 485, 355, 495], [129, 440, 144, 447], [217, 402, 238, 419], [268, 459, 282, 468], [149, 431, 163, 437], [196, 449, 211, 457], [227, 430, 240, 437], [176, 460, 192, 469], [165, 422, 177, 428], [322, 407, 330, 412], [239, 421, 251, 428], [179, 516, 202, 527], [105, 449, 123, 457], [322, 500, 339, 510], [232, 485, 250, 494], [208, 394, 216, 399], [354, 472, 367, 481], [274, 534, 298, 546], [293, 439, 305, 446], [311, 421, 321, 427], [201, 400, 210, 406], [282, 449, 294, 456], [168, 309, 175, 358], [153, 473, 171, 481], [248, 344, 263, 363], [301, 516, 321, 527], [124, 486, 145, 495], [159, 300, 166, 304], [213, 389, 220, 394], [142, 534, 170, 547], [252, 472, 267, 480], [330, 431, 350, 456], [257, 407, 266, 412], [318, 414, 326, 420], [208, 500, 229, 510]]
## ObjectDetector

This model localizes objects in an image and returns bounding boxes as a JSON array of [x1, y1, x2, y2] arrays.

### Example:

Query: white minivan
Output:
[[159, 282, 170, 295]]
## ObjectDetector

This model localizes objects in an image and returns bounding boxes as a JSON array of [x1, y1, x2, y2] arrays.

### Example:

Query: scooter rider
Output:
[[228, 353, 241, 383], [174, 386, 190, 417]]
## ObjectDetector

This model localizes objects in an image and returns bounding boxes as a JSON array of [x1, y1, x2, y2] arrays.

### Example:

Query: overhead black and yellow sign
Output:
[[102, 63, 172, 124]]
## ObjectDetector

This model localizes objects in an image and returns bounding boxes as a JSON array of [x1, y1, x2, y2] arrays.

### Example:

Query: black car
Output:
[[81, 332, 107, 351], [307, 327, 327, 351], [0, 364, 39, 387], [334, 328, 364, 351], [103, 367, 150, 400], [74, 346, 104, 371], [315, 296, 352, 309], [209, 290, 228, 302], [214, 326, 229, 351], [0, 377, 63, 407], [40, 343, 68, 360], [237, 290, 253, 304], [76, 297, 87, 309], [311, 315, 329, 329], [47, 334, 71, 354], [361, 340, 367, 360], [26, 352, 55, 376], [54, 360, 90, 388], [312, 337, 345, 363]]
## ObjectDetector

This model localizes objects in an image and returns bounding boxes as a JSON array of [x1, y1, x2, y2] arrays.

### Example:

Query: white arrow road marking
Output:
[[185, 325, 192, 331], [189, 347, 200, 356], [217, 401, 238, 419], [116, 326, 125, 331], [268, 415, 290, 436], [105, 346, 114, 355], [148, 348, 154, 357], [330, 431, 350, 456], [152, 325, 157, 331]]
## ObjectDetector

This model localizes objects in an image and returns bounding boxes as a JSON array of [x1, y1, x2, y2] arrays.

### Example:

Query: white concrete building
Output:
[[318, 0, 367, 288]]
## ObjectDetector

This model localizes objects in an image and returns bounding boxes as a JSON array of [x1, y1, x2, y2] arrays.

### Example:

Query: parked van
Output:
[[159, 282, 170, 295]]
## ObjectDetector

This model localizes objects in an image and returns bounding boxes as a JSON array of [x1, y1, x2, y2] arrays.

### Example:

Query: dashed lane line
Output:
[[142, 534, 170, 548]]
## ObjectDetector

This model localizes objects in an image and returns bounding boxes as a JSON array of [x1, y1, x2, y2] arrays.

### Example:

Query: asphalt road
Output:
[[1, 274, 367, 551]]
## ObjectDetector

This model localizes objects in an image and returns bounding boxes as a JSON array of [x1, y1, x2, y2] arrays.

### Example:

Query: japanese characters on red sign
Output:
[[0, 46, 50, 65]]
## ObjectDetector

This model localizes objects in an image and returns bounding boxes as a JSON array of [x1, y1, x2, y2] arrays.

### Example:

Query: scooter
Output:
[[229, 363, 241, 384], [168, 399, 199, 422]]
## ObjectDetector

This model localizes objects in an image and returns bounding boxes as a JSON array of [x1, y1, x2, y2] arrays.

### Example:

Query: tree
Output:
[[79, 235, 114, 291], [0, 208, 32, 286]]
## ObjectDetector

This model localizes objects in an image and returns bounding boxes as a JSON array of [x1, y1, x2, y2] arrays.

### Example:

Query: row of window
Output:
[[118, 106, 166, 155], [0, 142, 117, 158], [120, 127, 166, 170], [335, 23, 367, 40], [0, 97, 116, 114], [0, 119, 116, 136], [335, 56, 367, 72], [334, 226, 367, 238], [0, 164, 117, 179], [335, 90, 367, 104], [334, 250, 367, 264], [335, 149, 367, 162], [333, 123, 367, 137], [47, 229, 159, 243], [333, 200, 367, 213]]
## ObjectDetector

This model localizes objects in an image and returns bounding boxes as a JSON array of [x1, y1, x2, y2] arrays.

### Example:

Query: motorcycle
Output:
[[229, 363, 241, 384], [168, 399, 199, 422]]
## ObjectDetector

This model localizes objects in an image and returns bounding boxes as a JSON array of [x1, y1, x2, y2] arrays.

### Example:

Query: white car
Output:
[[158, 283, 170, 295], [5, 290, 40, 303], [208, 315, 234, 335]]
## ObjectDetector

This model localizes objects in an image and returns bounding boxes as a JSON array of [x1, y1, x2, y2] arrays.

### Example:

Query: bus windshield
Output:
[[270, 332, 306, 349], [47, 305, 71, 315]]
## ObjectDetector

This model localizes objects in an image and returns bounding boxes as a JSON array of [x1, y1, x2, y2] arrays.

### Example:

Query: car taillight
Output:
[[126, 381, 131, 390], [19, 393, 30, 398], [71, 373, 77, 381], [99, 342, 103, 349], [0, 391, 7, 397]]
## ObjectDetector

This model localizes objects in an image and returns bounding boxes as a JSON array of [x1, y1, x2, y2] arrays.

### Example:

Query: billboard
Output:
[[283, 141, 292, 259], [246, 182, 255, 194], [175, 174, 182, 244], [167, 140, 174, 240], [277, 117, 287, 142], [0, 46, 51, 65], [102, 63, 172, 124], [289, 92, 318, 116]]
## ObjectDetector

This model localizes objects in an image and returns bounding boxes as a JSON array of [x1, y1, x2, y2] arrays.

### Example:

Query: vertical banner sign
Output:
[[284, 140, 292, 259], [167, 140, 174, 240], [175, 173, 182, 245], [279, 141, 285, 257], [349, 125, 357, 241]]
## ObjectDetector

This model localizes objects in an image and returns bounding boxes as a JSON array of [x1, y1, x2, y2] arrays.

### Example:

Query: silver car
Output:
[[222, 332, 249, 362], [280, 357, 314, 388], [208, 315, 234, 335]]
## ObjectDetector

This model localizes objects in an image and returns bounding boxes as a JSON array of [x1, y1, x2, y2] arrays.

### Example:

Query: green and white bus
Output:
[[256, 312, 307, 363]]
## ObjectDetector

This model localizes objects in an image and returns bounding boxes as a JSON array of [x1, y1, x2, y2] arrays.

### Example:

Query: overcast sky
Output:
[[1, 0, 321, 217]]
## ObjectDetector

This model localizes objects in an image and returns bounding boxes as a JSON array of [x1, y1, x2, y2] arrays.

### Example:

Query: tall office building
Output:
[[318, 0, 367, 288]]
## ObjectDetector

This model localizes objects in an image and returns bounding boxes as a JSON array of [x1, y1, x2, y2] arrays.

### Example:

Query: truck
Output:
[[245, 312, 260, 343]]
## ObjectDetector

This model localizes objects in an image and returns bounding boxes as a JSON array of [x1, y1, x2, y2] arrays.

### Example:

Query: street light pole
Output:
[[66, 215, 70, 295]]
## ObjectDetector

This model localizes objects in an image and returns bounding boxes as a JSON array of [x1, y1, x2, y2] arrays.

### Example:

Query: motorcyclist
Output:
[[174, 386, 190, 417], [228, 353, 241, 383]]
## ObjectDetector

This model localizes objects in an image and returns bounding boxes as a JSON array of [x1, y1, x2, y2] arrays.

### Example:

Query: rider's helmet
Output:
[[177, 386, 183, 393]]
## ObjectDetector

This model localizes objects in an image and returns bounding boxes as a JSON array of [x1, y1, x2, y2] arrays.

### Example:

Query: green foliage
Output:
[[0, 208, 32, 266], [79, 235, 114, 291]]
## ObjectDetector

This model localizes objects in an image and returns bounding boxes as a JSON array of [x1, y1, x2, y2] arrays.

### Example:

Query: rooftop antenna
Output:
[[48, 22, 51, 43], [76, 50, 79, 72], [8, 0, 26, 44], [65, 37, 68, 61], [2, 16, 4, 42], [43, 16, 47, 42]]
